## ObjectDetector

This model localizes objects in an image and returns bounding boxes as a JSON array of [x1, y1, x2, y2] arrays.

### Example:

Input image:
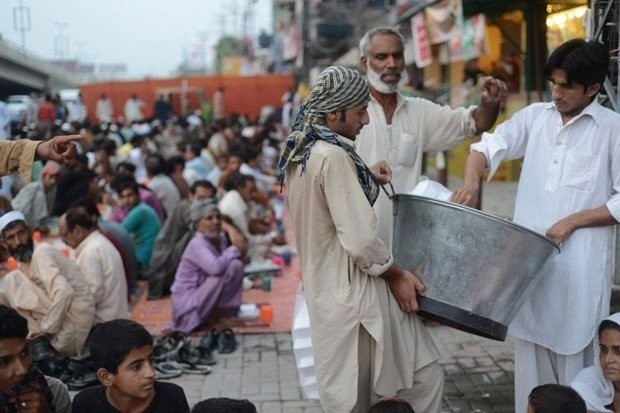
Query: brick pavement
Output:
[[160, 178, 521, 412], [157, 325, 516, 413], [68, 177, 520, 411]]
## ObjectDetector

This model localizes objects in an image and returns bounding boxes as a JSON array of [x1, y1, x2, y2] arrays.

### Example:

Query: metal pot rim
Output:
[[392, 194, 561, 253]]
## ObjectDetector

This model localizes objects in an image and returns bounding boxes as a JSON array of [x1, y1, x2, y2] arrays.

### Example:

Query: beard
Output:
[[365, 61, 402, 94], [9, 239, 34, 263]]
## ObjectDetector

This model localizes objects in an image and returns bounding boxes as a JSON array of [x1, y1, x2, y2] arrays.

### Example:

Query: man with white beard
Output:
[[356, 27, 507, 247]]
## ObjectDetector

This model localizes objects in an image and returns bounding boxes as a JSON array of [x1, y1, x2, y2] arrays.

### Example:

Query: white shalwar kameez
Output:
[[286, 137, 441, 413], [470, 100, 620, 413], [356, 93, 477, 246]]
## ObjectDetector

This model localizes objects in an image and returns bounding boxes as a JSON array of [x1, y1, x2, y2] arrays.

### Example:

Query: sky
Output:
[[0, 0, 274, 78]]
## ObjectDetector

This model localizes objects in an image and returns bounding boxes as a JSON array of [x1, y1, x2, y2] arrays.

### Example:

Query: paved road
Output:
[[163, 325, 515, 412], [68, 178, 521, 411], [162, 179, 520, 412]]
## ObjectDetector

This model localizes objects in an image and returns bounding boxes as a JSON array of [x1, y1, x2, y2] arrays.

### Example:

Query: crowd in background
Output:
[[0, 88, 298, 395]]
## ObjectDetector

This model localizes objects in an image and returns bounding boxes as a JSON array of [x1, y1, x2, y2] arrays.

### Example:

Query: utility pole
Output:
[[12, 0, 31, 50], [54, 21, 69, 60]]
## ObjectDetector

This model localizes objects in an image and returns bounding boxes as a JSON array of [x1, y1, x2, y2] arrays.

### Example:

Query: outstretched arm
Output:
[[36, 134, 82, 163], [473, 77, 507, 134], [451, 150, 488, 207]]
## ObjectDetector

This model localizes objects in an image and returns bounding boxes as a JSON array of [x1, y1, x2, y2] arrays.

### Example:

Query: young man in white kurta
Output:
[[452, 39, 620, 413], [280, 66, 442, 413]]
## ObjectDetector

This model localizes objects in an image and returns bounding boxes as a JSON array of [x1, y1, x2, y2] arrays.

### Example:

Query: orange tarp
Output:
[[79, 74, 294, 124]]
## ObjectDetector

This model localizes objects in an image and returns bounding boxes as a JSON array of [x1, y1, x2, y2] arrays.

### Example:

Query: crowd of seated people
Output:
[[0, 102, 289, 395]]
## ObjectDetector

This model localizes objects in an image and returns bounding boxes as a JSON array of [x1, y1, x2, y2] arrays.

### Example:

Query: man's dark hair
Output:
[[64, 207, 96, 231], [224, 173, 254, 192], [167, 155, 185, 170], [88, 319, 153, 373], [110, 176, 139, 196], [145, 154, 166, 176], [528, 384, 586, 413], [544, 39, 609, 91], [71, 197, 101, 218], [368, 397, 414, 413], [191, 398, 257, 413], [74, 154, 89, 168], [94, 139, 117, 157], [115, 162, 137, 175], [187, 141, 204, 157], [190, 179, 216, 195], [0, 305, 28, 340]]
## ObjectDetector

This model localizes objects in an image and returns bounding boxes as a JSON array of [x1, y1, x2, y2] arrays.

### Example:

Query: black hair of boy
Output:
[[367, 397, 415, 413], [528, 384, 586, 413], [191, 397, 257, 413], [88, 319, 152, 373], [0, 305, 28, 340]]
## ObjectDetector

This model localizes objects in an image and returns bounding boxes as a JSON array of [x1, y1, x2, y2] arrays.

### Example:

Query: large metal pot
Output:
[[391, 194, 560, 341]]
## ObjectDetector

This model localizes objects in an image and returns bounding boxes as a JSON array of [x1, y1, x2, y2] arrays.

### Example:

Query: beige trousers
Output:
[[356, 326, 444, 413]]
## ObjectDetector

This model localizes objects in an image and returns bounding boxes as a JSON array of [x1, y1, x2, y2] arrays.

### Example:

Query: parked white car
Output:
[[6, 95, 30, 124]]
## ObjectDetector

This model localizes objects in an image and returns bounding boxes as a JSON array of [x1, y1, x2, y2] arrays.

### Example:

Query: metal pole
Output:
[[12, 0, 30, 50]]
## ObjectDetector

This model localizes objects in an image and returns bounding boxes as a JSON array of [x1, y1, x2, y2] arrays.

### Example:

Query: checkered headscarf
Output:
[[277, 66, 379, 205]]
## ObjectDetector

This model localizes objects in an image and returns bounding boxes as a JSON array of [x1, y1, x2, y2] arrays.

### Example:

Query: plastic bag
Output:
[[291, 282, 319, 400]]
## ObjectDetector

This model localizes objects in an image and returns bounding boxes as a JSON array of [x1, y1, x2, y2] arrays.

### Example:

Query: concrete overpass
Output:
[[0, 36, 77, 98]]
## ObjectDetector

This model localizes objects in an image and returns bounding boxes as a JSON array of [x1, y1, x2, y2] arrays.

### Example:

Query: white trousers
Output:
[[514, 338, 593, 413]]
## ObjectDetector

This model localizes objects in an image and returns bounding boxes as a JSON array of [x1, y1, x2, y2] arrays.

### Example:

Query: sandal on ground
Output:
[[198, 329, 219, 352], [217, 328, 238, 354], [153, 332, 187, 362], [192, 344, 216, 366], [154, 363, 183, 380], [66, 365, 98, 391], [159, 361, 211, 375], [177, 341, 215, 367]]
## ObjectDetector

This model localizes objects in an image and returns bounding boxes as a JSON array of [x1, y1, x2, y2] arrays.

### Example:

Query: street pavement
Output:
[[162, 178, 521, 412], [69, 178, 520, 412], [160, 325, 516, 413]]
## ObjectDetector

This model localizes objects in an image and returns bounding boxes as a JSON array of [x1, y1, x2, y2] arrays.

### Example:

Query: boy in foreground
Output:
[[0, 305, 71, 413], [72, 319, 189, 413]]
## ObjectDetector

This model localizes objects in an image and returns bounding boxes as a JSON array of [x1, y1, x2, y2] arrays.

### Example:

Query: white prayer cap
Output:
[[0, 211, 26, 234]]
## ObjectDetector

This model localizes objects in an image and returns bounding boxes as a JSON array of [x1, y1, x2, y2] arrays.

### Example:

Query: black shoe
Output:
[[217, 329, 238, 354], [198, 329, 219, 352], [67, 364, 98, 390], [29, 336, 54, 362]]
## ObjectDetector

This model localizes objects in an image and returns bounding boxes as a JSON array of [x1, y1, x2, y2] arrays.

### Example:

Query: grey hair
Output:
[[359, 27, 405, 57], [189, 197, 219, 224]]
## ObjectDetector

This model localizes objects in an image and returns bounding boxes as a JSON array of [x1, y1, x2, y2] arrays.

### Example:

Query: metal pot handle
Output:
[[381, 182, 396, 199]]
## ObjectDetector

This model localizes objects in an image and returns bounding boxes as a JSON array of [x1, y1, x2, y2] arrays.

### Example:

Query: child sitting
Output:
[[0, 305, 71, 412], [527, 384, 586, 413], [191, 397, 257, 413], [72, 319, 190, 413]]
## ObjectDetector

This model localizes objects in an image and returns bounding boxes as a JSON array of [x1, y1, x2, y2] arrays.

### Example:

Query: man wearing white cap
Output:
[[0, 211, 95, 357]]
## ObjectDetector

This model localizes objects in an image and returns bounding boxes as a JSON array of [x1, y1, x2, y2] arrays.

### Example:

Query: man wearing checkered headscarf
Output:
[[282, 66, 443, 413], [277, 66, 379, 205]]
